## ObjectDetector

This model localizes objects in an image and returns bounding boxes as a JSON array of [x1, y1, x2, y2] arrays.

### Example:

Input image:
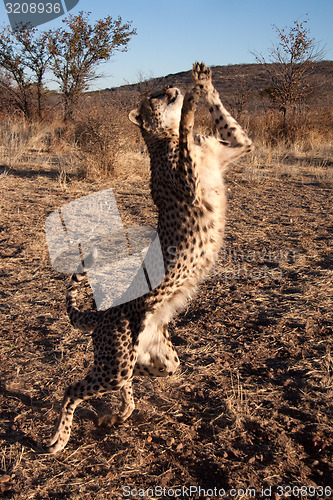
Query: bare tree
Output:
[[48, 12, 136, 121], [0, 26, 33, 118], [15, 28, 51, 119], [253, 18, 324, 127], [0, 26, 50, 119], [0, 69, 16, 114]]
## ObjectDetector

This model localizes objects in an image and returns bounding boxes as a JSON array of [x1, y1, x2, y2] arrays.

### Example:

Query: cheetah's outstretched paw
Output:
[[192, 61, 212, 93]]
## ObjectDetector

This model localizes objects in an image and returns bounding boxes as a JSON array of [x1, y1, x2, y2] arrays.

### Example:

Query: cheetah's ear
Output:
[[129, 109, 142, 127]]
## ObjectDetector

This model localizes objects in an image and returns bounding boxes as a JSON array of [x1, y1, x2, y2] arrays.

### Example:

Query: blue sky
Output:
[[1, 0, 332, 89]]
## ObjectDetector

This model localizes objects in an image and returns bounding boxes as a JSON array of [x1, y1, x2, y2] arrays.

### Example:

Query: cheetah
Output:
[[46, 62, 253, 453]]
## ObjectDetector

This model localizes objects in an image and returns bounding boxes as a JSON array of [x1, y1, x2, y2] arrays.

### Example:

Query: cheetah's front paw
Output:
[[192, 61, 213, 93]]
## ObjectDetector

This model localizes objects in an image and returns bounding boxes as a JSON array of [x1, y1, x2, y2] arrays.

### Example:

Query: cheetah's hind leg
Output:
[[97, 379, 135, 427], [46, 384, 83, 454], [46, 362, 136, 453]]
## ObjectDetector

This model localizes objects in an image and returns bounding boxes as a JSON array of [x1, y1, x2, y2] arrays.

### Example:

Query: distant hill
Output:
[[99, 61, 333, 110]]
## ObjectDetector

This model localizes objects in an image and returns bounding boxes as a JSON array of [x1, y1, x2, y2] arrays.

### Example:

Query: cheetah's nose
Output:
[[167, 87, 179, 104]]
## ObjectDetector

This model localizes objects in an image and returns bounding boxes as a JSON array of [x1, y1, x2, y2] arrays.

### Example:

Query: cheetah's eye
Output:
[[149, 91, 164, 101]]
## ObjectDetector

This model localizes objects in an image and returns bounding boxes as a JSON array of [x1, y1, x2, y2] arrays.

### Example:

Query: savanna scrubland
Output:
[[0, 62, 332, 498]]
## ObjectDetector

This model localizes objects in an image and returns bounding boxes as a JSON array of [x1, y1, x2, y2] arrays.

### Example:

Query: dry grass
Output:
[[0, 118, 52, 165], [0, 96, 149, 184], [0, 67, 332, 497], [0, 95, 332, 190], [244, 107, 332, 148], [0, 105, 332, 497], [240, 147, 333, 187], [238, 108, 332, 185]]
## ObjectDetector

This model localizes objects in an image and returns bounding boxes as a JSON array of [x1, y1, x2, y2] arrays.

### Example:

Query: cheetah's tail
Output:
[[66, 249, 101, 331]]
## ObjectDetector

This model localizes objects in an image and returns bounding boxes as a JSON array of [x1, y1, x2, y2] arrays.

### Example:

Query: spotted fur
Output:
[[46, 62, 253, 453]]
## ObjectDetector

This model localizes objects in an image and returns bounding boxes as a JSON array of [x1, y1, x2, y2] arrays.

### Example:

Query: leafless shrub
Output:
[[68, 97, 141, 179]]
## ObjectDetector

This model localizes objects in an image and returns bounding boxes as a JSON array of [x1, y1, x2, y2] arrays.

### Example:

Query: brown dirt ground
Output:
[[0, 156, 332, 499]]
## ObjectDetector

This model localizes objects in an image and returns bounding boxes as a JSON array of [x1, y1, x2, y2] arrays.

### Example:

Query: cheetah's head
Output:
[[129, 86, 184, 136]]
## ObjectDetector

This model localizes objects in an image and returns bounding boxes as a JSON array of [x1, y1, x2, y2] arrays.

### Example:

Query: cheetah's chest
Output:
[[158, 199, 225, 278]]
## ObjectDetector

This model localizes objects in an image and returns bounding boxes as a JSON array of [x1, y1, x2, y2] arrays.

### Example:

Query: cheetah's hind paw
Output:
[[97, 414, 122, 427]]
